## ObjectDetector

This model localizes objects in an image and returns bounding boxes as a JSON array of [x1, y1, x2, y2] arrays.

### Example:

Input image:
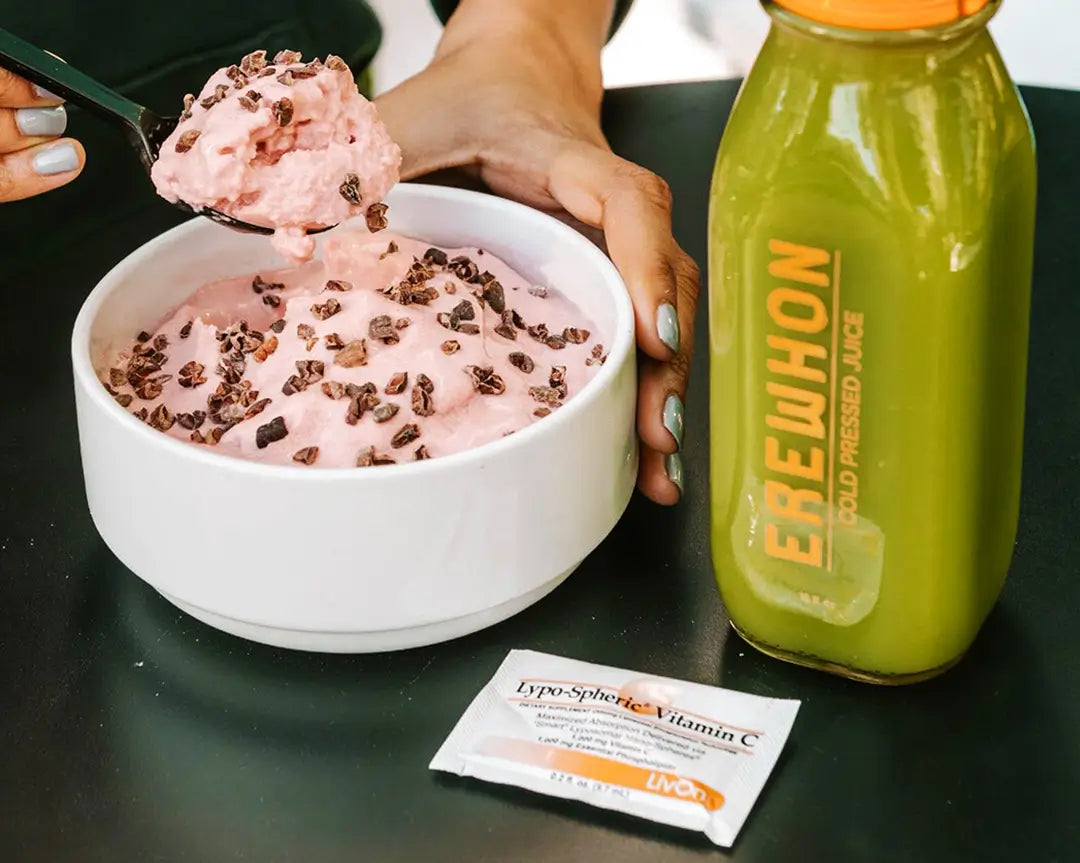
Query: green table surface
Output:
[[1, 80, 1077, 862]]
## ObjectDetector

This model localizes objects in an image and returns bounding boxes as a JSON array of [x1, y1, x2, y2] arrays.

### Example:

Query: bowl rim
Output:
[[71, 182, 636, 482]]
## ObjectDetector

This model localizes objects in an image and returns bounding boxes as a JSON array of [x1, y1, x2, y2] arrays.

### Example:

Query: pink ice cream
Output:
[[98, 231, 608, 467], [150, 50, 400, 262]]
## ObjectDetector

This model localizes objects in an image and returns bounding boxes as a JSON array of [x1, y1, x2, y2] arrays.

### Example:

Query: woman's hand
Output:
[[376, 0, 700, 505], [0, 67, 84, 201]]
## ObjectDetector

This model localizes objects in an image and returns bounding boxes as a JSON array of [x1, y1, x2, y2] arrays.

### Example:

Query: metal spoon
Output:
[[0, 26, 331, 237]]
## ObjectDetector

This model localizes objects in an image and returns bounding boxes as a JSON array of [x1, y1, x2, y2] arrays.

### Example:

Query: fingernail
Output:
[[665, 452, 684, 496], [662, 393, 684, 450], [657, 303, 680, 354], [16, 105, 67, 137], [33, 84, 63, 102], [32, 141, 79, 175]]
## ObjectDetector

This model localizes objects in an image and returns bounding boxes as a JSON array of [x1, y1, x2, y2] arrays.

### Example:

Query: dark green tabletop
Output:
[[1, 80, 1077, 863]]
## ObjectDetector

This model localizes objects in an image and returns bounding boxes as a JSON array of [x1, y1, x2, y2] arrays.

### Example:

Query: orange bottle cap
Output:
[[773, 0, 992, 31]]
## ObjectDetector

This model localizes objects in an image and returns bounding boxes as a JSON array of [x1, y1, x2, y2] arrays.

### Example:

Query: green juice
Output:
[[708, 2, 1037, 682]]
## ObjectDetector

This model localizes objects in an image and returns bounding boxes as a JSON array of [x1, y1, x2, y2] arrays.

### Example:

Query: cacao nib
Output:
[[322, 381, 347, 400], [465, 365, 506, 395], [181, 93, 195, 120], [136, 330, 152, 343], [134, 378, 164, 401], [109, 368, 127, 388], [252, 275, 285, 294], [255, 415, 288, 449], [355, 446, 375, 467], [449, 256, 478, 282], [545, 334, 567, 350], [153, 334, 169, 351], [263, 294, 281, 308], [276, 70, 295, 86], [365, 203, 389, 232], [508, 352, 535, 373], [292, 446, 319, 465], [174, 130, 200, 153], [527, 323, 549, 343], [148, 404, 175, 431], [216, 357, 245, 385], [482, 281, 505, 313], [416, 373, 434, 393], [271, 97, 293, 126], [115, 393, 133, 408], [269, 318, 286, 334], [591, 343, 605, 359], [436, 313, 452, 330], [414, 445, 431, 461], [511, 309, 526, 330], [410, 285, 439, 305], [179, 320, 193, 339], [441, 340, 460, 355], [240, 49, 267, 75], [253, 335, 278, 362], [411, 385, 434, 417], [297, 323, 315, 339], [338, 173, 362, 206], [244, 398, 271, 419], [177, 410, 206, 430], [199, 84, 229, 109], [325, 279, 353, 292], [423, 248, 448, 266], [563, 327, 590, 344], [390, 423, 420, 449], [380, 241, 399, 260], [311, 298, 341, 320], [333, 339, 368, 368], [238, 92, 260, 112], [452, 300, 475, 322], [455, 323, 480, 336], [178, 360, 207, 388], [133, 408, 149, 422], [326, 54, 349, 72], [274, 49, 302, 64], [394, 317, 411, 330], [385, 372, 408, 395], [324, 333, 344, 350], [369, 314, 398, 344], [534, 407, 552, 418], [529, 386, 563, 406], [282, 375, 307, 396], [373, 403, 399, 423], [295, 359, 325, 383], [494, 311, 517, 341]]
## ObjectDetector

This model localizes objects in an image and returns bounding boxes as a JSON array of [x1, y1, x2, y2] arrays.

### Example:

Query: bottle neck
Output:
[[763, 0, 1000, 46]]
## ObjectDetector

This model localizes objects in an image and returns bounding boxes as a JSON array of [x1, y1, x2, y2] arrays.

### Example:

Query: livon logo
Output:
[[646, 771, 724, 812]]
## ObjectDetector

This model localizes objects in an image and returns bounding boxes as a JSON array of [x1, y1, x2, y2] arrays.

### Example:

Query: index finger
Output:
[[0, 66, 63, 108]]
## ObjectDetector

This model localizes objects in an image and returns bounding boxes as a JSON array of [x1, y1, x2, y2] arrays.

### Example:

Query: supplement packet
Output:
[[429, 649, 800, 847]]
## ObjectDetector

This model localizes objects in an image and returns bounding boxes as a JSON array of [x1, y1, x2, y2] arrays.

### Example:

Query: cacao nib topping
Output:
[[274, 49, 302, 64], [153, 334, 169, 351], [104, 382, 118, 397], [276, 70, 295, 87], [451, 300, 475, 322], [149, 404, 175, 431], [181, 93, 195, 120], [385, 372, 408, 395], [444, 282, 457, 295], [585, 355, 607, 366], [494, 310, 517, 341], [217, 357, 245, 385], [511, 309, 526, 330], [325, 279, 353, 292], [410, 285, 439, 305], [296, 323, 315, 339], [324, 333, 345, 350], [390, 423, 421, 449], [322, 381, 347, 400], [545, 334, 567, 350], [508, 352, 535, 373], [178, 360, 207, 388], [369, 314, 399, 344], [109, 368, 127, 388], [262, 294, 281, 308], [482, 281, 506, 313], [272, 97, 294, 126], [466, 365, 506, 395], [295, 359, 325, 384], [268, 318, 286, 334], [365, 202, 389, 232], [240, 50, 267, 76], [255, 415, 288, 449], [259, 66, 277, 77], [563, 327, 590, 344], [591, 343, 605, 358], [394, 317, 411, 330], [373, 403, 399, 423], [441, 340, 460, 355], [348, 381, 377, 398], [355, 446, 375, 467], [534, 407, 552, 418], [333, 339, 368, 368], [174, 130, 200, 153], [253, 335, 278, 362], [293, 446, 319, 465], [115, 393, 133, 408], [423, 248, 448, 267], [296, 59, 322, 77], [527, 323, 549, 343], [411, 385, 434, 417], [326, 55, 350, 72], [529, 386, 563, 406], [225, 64, 244, 82], [373, 452, 396, 466], [282, 375, 307, 396], [244, 398, 271, 420], [345, 390, 380, 425], [136, 331, 152, 343], [177, 410, 207, 430], [380, 241, 399, 260], [416, 373, 434, 394], [238, 91, 261, 112], [338, 173, 362, 206], [528, 285, 548, 298], [311, 298, 341, 320], [179, 320, 193, 339], [252, 275, 283, 294], [133, 408, 149, 422], [449, 256, 479, 282], [199, 84, 229, 109], [414, 445, 431, 461], [455, 323, 480, 336], [435, 312, 451, 329]]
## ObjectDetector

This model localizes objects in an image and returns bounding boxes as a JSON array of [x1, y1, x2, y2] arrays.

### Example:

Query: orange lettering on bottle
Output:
[[765, 524, 823, 566], [766, 288, 827, 333], [765, 435, 825, 481], [765, 480, 823, 525], [767, 240, 831, 287], [766, 334, 827, 382], [765, 382, 826, 439]]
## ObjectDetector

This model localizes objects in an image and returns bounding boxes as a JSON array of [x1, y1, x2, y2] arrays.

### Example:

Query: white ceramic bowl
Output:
[[72, 183, 637, 653]]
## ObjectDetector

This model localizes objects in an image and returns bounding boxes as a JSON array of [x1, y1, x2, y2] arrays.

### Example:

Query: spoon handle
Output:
[[0, 26, 147, 135]]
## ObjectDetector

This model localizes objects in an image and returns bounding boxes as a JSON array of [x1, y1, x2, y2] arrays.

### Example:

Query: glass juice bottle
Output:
[[708, 0, 1037, 683]]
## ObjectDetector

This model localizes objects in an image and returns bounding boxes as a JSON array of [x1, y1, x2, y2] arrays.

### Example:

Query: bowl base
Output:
[[157, 566, 577, 653]]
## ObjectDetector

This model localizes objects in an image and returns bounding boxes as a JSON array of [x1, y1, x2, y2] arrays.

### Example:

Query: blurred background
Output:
[[369, 0, 1079, 95]]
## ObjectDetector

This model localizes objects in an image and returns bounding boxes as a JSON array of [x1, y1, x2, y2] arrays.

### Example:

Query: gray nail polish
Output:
[[16, 105, 67, 137], [657, 303, 680, 354], [665, 452, 684, 496], [33, 84, 63, 101], [662, 393, 684, 450], [32, 142, 79, 175]]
